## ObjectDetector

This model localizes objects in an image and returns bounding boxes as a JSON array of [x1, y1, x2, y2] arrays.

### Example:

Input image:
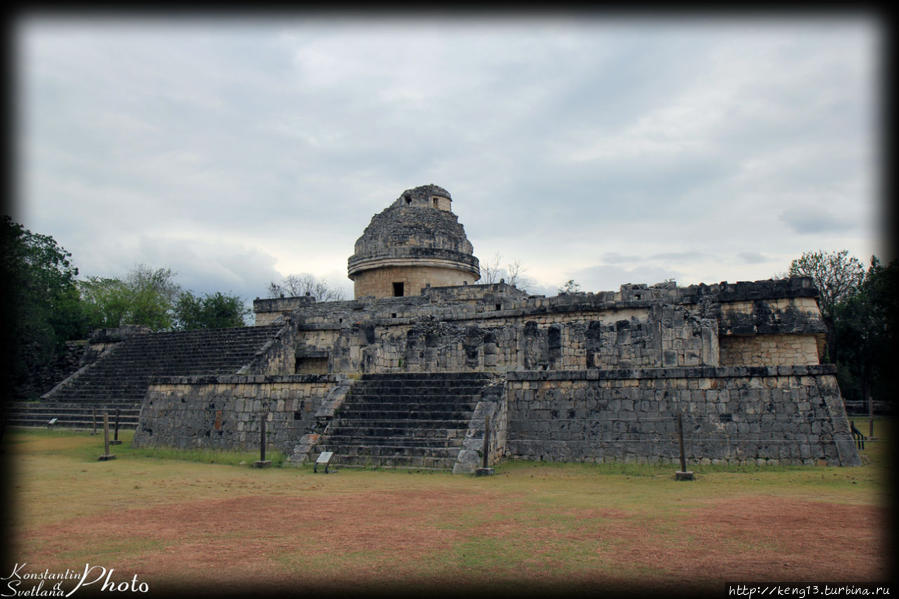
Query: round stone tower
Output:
[[348, 184, 481, 299]]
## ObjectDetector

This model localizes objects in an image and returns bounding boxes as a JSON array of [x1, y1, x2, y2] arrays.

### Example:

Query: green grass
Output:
[[4, 420, 890, 592], [5, 428, 286, 466]]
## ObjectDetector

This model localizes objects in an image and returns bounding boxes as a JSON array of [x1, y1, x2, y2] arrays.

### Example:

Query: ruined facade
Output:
[[18, 184, 861, 470]]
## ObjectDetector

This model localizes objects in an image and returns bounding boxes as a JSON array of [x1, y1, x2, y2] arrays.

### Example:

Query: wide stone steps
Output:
[[350, 385, 488, 395], [314, 444, 460, 470], [24, 324, 283, 430], [335, 409, 474, 420], [325, 425, 469, 439], [7, 401, 140, 429], [310, 372, 492, 471]]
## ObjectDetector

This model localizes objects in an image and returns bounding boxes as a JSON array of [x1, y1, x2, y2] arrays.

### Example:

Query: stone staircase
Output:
[[6, 325, 283, 430], [311, 372, 492, 471]]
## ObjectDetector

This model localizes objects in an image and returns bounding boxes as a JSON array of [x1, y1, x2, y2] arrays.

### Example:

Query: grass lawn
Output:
[[2, 420, 892, 597]]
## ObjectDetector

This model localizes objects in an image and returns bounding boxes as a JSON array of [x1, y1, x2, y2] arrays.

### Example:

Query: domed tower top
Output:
[[393, 183, 453, 212], [348, 184, 480, 299]]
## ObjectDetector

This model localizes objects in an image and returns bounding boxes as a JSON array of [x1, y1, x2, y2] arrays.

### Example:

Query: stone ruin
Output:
[[12, 184, 862, 470]]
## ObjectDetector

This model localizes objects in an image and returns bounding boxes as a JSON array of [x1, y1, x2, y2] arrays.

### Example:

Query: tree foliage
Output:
[[788, 250, 865, 321], [784, 250, 897, 412], [80, 265, 180, 331], [1, 216, 91, 398], [558, 279, 581, 294], [788, 249, 866, 363], [174, 291, 250, 330], [268, 274, 345, 302], [831, 256, 898, 408]]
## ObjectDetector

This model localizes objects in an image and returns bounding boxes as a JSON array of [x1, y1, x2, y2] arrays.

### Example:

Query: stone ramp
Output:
[[312, 372, 492, 470], [6, 325, 283, 429]]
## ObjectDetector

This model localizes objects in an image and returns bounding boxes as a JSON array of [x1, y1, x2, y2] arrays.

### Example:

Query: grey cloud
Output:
[[738, 252, 769, 264], [600, 252, 641, 264], [779, 208, 852, 234], [18, 19, 879, 299], [647, 251, 707, 262]]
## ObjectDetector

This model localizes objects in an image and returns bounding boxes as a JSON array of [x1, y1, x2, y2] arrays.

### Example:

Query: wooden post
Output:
[[868, 393, 875, 439], [254, 412, 271, 468], [260, 415, 266, 462], [675, 413, 693, 481], [91, 409, 97, 435], [110, 408, 122, 445], [98, 412, 116, 461]]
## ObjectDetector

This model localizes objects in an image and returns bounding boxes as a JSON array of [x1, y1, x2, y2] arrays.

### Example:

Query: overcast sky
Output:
[[14, 13, 884, 303]]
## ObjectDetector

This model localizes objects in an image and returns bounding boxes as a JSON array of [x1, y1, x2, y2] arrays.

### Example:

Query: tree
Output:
[[268, 274, 345, 302], [1, 216, 92, 400], [558, 279, 581, 294], [788, 250, 866, 362], [833, 256, 898, 419], [174, 291, 250, 330], [788, 250, 866, 322], [480, 252, 532, 291], [80, 265, 180, 331]]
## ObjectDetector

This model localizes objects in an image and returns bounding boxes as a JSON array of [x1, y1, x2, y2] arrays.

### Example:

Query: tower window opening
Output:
[[392, 282, 404, 297], [433, 198, 439, 208]]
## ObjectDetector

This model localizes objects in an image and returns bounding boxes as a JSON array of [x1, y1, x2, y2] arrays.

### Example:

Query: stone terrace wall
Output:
[[504, 365, 860, 466], [132, 374, 342, 454]]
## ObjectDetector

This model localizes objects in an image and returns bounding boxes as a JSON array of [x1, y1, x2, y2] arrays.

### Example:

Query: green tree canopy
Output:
[[788, 249, 866, 321], [832, 256, 898, 409], [79, 265, 180, 331], [174, 291, 250, 330], [1, 215, 91, 398], [788, 249, 866, 363]]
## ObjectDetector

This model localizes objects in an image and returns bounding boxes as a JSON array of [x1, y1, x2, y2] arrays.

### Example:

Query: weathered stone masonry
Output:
[[135, 375, 340, 452], [505, 365, 856, 466], [123, 184, 860, 468], [133, 276, 858, 467]]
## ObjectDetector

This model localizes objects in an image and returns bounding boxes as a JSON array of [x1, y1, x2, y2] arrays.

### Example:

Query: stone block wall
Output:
[[719, 334, 822, 366], [253, 296, 315, 326], [504, 365, 859, 466], [132, 374, 342, 454], [352, 264, 479, 299]]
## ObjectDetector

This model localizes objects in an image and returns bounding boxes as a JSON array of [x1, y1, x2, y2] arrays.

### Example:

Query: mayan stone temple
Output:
[[16, 184, 861, 470]]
